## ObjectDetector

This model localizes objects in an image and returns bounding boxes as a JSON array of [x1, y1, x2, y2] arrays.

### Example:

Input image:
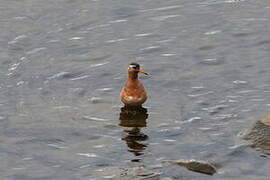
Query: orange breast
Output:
[[120, 80, 147, 106]]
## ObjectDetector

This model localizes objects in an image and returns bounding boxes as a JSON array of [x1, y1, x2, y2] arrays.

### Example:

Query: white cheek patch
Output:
[[129, 65, 137, 68]]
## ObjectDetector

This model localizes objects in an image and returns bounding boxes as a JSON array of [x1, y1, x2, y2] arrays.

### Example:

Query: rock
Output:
[[243, 115, 270, 154], [94, 167, 160, 180], [133, 167, 157, 177], [261, 115, 270, 126], [121, 167, 160, 180], [163, 159, 217, 175]]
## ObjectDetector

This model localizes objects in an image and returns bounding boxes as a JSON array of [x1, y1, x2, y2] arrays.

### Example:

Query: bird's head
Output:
[[128, 62, 148, 75]]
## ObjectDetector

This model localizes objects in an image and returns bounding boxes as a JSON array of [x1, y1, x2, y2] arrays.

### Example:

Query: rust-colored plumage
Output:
[[120, 63, 148, 106]]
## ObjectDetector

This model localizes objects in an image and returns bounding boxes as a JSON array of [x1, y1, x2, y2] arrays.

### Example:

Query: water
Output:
[[1, 0, 270, 179]]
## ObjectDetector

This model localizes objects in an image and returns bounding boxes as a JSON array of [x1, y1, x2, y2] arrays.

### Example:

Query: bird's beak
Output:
[[139, 70, 148, 75]]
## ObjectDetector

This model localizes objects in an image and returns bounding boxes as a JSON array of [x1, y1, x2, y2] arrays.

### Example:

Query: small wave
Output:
[[47, 72, 70, 80], [150, 14, 181, 21], [87, 23, 111, 31], [90, 62, 109, 67], [140, 5, 182, 12], [109, 19, 128, 23], [188, 91, 214, 97], [186, 117, 202, 122], [140, 46, 163, 54], [134, 33, 153, 37], [105, 38, 127, 43], [77, 153, 98, 158], [204, 30, 221, 35], [82, 116, 109, 122], [47, 143, 67, 149], [69, 37, 84, 40], [26, 47, 47, 55], [164, 139, 176, 142], [70, 75, 89, 81], [233, 80, 247, 84], [161, 53, 176, 57], [97, 88, 113, 92], [8, 34, 27, 45]]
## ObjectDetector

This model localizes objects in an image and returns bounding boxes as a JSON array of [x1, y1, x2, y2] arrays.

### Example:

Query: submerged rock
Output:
[[243, 115, 270, 155], [94, 167, 160, 180], [163, 159, 217, 175]]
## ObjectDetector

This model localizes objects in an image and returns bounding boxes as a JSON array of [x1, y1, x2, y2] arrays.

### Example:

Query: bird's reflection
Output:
[[119, 106, 148, 159]]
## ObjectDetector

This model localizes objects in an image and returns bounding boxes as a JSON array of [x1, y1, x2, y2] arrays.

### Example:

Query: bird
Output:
[[120, 63, 148, 107]]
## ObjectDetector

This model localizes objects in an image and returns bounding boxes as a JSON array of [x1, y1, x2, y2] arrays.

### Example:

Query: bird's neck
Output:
[[126, 72, 140, 88], [128, 71, 138, 80]]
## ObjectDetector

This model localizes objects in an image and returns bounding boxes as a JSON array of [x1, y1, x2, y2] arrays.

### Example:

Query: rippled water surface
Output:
[[1, 0, 270, 179]]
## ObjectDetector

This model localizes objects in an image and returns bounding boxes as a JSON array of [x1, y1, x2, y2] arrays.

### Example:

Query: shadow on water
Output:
[[119, 106, 148, 161]]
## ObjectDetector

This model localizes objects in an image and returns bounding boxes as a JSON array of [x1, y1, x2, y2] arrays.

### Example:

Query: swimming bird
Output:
[[120, 63, 148, 107]]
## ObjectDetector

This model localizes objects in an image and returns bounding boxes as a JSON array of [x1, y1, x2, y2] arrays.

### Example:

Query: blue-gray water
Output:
[[1, 0, 270, 179]]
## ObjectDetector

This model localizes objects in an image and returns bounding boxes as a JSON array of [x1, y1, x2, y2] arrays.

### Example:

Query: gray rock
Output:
[[243, 115, 270, 154], [93, 166, 160, 180], [163, 159, 217, 175]]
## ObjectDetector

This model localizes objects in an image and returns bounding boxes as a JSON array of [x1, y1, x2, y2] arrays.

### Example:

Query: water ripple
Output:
[[150, 14, 181, 21], [203, 104, 229, 114], [164, 139, 176, 142], [8, 62, 20, 71], [233, 80, 247, 84], [192, 86, 205, 90], [140, 46, 163, 54], [134, 33, 153, 37], [242, 18, 268, 21], [8, 34, 27, 45], [106, 38, 127, 43], [97, 88, 113, 92], [140, 5, 182, 12], [204, 30, 221, 35], [225, 0, 246, 3], [79, 164, 91, 169], [161, 53, 176, 57], [183, 117, 202, 123], [109, 19, 128, 23], [236, 90, 257, 94], [22, 157, 33, 161], [249, 98, 264, 102], [47, 143, 67, 149], [199, 58, 224, 65], [69, 37, 84, 40], [47, 72, 72, 80], [89, 97, 105, 104], [87, 23, 111, 31], [53, 106, 72, 110], [77, 153, 98, 158], [48, 39, 60, 43], [70, 75, 89, 81], [82, 116, 109, 122], [93, 145, 105, 148], [26, 47, 47, 55], [188, 91, 214, 97], [199, 0, 247, 5], [90, 62, 109, 67], [13, 16, 28, 20], [211, 114, 238, 120], [198, 127, 212, 131]]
